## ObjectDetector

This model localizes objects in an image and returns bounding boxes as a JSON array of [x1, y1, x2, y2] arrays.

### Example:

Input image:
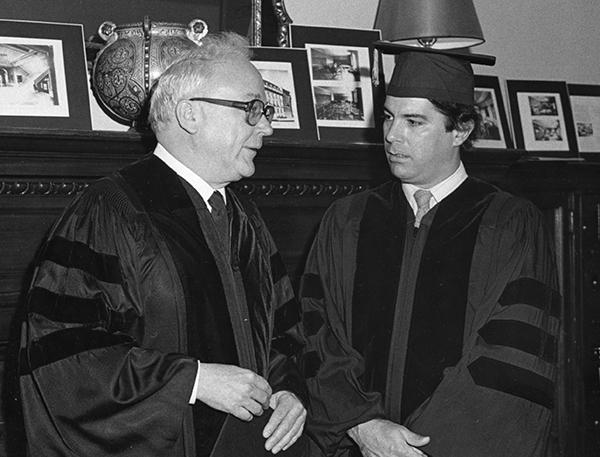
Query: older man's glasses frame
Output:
[[188, 97, 275, 126]]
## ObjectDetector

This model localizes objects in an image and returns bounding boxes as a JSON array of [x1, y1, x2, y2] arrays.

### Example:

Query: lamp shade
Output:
[[375, 0, 485, 49]]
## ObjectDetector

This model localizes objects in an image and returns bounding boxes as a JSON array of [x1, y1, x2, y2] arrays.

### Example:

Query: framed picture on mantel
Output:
[[568, 83, 600, 155], [251, 46, 319, 142], [472, 75, 513, 150], [506, 79, 577, 157], [289, 24, 384, 144], [0, 19, 92, 130]]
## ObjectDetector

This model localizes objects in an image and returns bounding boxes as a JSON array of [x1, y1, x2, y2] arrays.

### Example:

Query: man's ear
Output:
[[452, 119, 474, 147], [175, 100, 200, 134]]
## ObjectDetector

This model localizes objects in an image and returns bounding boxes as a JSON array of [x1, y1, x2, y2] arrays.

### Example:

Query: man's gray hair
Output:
[[148, 32, 252, 132]]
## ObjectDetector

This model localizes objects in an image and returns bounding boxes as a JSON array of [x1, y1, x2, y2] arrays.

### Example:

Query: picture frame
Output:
[[289, 24, 383, 144], [568, 83, 600, 154], [472, 75, 513, 149], [0, 19, 92, 130], [251, 46, 319, 142], [506, 79, 577, 156]]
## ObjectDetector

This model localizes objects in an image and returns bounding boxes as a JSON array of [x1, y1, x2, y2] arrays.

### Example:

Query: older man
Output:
[[300, 44, 560, 457], [19, 32, 306, 457]]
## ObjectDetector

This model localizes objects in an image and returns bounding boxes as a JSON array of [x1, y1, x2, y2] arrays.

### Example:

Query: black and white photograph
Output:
[[252, 60, 299, 128], [528, 95, 559, 116], [568, 83, 600, 154], [0, 19, 91, 129], [532, 118, 563, 141], [475, 89, 501, 140], [472, 75, 512, 149], [309, 47, 361, 82], [0, 37, 69, 117], [507, 79, 577, 155], [577, 122, 593, 137], [250, 46, 318, 142], [289, 24, 383, 143], [1, 1, 600, 457], [313, 85, 365, 123], [305, 43, 373, 129], [517, 91, 569, 150], [526, 95, 564, 142]]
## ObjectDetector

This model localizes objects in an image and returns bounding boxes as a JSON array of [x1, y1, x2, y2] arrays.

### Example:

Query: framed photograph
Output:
[[0, 19, 91, 130], [506, 79, 577, 156], [472, 75, 513, 149], [251, 46, 319, 142], [289, 24, 383, 144], [568, 83, 600, 154]]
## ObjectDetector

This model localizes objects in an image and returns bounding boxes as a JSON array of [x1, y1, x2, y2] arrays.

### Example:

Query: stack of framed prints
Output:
[[0, 19, 92, 130]]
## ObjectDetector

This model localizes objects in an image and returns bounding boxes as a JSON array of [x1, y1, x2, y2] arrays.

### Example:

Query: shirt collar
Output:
[[402, 162, 468, 215], [153, 143, 226, 211]]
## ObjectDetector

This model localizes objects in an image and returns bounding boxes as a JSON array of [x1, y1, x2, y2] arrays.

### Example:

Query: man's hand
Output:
[[262, 391, 307, 454], [196, 363, 272, 421], [347, 419, 430, 457]]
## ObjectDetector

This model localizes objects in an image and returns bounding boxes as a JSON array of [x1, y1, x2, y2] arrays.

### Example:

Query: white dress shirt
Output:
[[154, 143, 226, 209], [402, 162, 468, 217]]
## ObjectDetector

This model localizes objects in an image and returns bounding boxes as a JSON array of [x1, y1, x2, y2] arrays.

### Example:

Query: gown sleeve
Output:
[[405, 196, 561, 457], [19, 181, 198, 456], [299, 200, 385, 457]]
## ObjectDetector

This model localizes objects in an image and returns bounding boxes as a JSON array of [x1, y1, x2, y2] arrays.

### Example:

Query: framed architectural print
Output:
[[506, 79, 577, 156], [289, 24, 383, 144], [0, 19, 92, 130], [568, 83, 600, 154], [472, 75, 513, 149], [251, 46, 319, 142]]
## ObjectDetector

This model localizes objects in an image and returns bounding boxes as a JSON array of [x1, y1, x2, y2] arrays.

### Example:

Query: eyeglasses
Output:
[[188, 97, 275, 126]]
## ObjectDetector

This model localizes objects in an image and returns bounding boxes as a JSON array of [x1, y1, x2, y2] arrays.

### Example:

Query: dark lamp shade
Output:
[[375, 0, 485, 49]]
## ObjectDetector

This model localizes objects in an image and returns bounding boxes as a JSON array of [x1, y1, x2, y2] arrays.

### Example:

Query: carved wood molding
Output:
[[272, 0, 293, 47], [234, 181, 368, 197], [0, 180, 88, 196], [0, 179, 368, 198], [251, 0, 262, 46]]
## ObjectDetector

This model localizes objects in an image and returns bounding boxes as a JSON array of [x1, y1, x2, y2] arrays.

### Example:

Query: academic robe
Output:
[[300, 177, 560, 457], [18, 155, 306, 457]]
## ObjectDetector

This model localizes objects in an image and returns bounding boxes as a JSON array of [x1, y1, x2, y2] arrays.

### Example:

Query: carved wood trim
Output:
[[251, 0, 262, 46], [0, 179, 368, 198], [0, 180, 88, 196], [272, 0, 293, 47], [234, 181, 367, 197]]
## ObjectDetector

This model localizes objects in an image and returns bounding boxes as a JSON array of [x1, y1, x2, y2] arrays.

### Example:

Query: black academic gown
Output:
[[300, 178, 560, 457], [19, 155, 305, 457]]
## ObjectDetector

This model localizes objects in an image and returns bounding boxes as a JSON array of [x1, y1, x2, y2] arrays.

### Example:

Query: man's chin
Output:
[[237, 162, 256, 179], [388, 162, 409, 178]]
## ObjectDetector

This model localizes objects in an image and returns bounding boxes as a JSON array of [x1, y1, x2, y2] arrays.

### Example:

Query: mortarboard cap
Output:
[[373, 41, 495, 105]]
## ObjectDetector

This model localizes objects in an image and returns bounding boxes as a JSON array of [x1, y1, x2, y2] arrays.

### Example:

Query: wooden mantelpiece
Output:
[[1, 127, 598, 456], [0, 126, 524, 186]]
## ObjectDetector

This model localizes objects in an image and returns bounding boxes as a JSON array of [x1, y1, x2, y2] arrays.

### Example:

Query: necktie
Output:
[[413, 189, 433, 228], [208, 191, 229, 248]]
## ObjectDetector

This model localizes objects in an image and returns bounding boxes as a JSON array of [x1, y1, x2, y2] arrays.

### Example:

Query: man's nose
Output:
[[257, 114, 274, 136], [385, 122, 404, 144]]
